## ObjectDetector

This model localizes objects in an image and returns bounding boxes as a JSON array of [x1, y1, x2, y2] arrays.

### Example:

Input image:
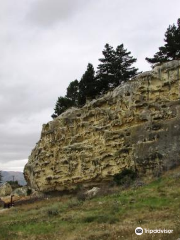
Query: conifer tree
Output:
[[113, 44, 138, 86], [78, 63, 97, 106], [96, 44, 115, 94], [66, 79, 79, 106], [51, 96, 73, 119], [146, 18, 180, 64], [51, 43, 138, 118], [96, 43, 138, 93]]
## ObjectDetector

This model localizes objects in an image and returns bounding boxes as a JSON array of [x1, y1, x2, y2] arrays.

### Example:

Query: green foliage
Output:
[[46, 204, 60, 216], [66, 79, 79, 106], [51, 96, 73, 119], [96, 44, 115, 93], [7, 180, 21, 190], [113, 168, 137, 185], [146, 18, 180, 64], [1, 170, 180, 240], [78, 63, 97, 106], [96, 43, 138, 93], [114, 44, 138, 83], [52, 43, 138, 118], [66, 199, 82, 208], [7, 180, 19, 185], [82, 214, 119, 224], [27, 189, 32, 196]]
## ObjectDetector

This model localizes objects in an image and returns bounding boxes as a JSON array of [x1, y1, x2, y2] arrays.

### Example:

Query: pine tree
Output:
[[51, 96, 73, 119], [113, 44, 138, 86], [78, 63, 97, 106], [146, 18, 180, 64], [96, 43, 138, 93], [96, 44, 115, 94], [51, 43, 138, 118], [66, 79, 79, 106]]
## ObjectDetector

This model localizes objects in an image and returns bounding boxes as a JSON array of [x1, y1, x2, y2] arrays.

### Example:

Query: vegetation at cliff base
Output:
[[1, 167, 180, 240], [7, 181, 22, 190], [113, 168, 137, 186]]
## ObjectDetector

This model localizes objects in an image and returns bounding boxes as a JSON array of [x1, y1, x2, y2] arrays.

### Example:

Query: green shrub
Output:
[[7, 180, 21, 190], [82, 214, 119, 224], [66, 199, 82, 208], [27, 188, 32, 196], [113, 168, 137, 186], [46, 204, 60, 216], [83, 216, 97, 223], [76, 191, 86, 201]]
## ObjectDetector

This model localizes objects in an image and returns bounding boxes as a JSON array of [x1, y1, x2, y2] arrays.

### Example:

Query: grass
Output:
[[1, 167, 180, 239]]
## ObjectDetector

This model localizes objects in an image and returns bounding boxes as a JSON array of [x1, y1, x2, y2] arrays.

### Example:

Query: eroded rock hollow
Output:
[[24, 60, 180, 192]]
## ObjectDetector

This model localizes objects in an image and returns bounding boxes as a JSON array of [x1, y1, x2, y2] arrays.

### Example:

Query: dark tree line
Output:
[[52, 18, 180, 118], [52, 43, 138, 118], [146, 18, 180, 64], [96, 44, 138, 93]]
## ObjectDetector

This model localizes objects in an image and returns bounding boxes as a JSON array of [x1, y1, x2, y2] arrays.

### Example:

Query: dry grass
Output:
[[1, 167, 180, 240]]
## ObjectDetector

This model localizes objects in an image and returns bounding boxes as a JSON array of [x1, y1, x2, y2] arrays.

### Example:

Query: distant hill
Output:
[[1, 171, 26, 186]]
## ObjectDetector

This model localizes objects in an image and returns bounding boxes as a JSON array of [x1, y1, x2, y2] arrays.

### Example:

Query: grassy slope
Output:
[[0, 167, 180, 240]]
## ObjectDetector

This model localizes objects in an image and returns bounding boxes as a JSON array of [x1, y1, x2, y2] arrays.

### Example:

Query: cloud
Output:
[[27, 0, 91, 27], [0, 108, 52, 163], [1, 0, 180, 172], [0, 159, 28, 172]]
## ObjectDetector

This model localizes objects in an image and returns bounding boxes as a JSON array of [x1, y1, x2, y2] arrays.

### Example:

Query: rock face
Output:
[[12, 186, 29, 197], [0, 183, 13, 197], [24, 60, 180, 192]]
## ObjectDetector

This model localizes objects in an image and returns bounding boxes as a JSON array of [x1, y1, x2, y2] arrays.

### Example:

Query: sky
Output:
[[0, 0, 180, 172]]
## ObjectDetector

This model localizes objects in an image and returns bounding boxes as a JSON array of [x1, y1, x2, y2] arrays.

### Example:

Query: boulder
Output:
[[85, 187, 100, 199], [12, 186, 30, 197], [31, 190, 45, 198], [0, 183, 13, 197]]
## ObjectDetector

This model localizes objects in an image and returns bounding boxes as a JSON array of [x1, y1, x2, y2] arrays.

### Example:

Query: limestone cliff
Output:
[[24, 60, 180, 192]]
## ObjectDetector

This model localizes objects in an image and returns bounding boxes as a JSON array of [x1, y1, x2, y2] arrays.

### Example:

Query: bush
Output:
[[67, 199, 82, 208], [27, 188, 32, 196], [82, 214, 119, 224], [46, 204, 60, 216], [113, 168, 137, 186], [7, 181, 22, 190], [77, 191, 86, 201]]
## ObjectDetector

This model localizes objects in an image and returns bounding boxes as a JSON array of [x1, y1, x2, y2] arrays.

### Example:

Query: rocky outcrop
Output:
[[24, 60, 180, 192], [85, 187, 100, 199], [0, 183, 13, 197], [12, 186, 30, 197]]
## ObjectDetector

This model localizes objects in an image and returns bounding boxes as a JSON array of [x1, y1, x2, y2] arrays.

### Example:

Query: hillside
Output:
[[0, 167, 180, 240], [1, 171, 26, 186]]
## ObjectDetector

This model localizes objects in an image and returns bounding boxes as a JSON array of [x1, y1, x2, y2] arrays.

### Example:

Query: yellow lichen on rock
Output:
[[24, 60, 180, 192]]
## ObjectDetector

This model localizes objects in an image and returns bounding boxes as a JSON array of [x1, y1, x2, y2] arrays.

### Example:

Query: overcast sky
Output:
[[0, 0, 180, 172]]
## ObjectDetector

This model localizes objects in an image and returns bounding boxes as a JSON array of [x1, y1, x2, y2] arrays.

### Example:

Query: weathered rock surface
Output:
[[24, 60, 180, 192], [0, 183, 13, 197], [85, 187, 101, 199], [12, 186, 30, 197]]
